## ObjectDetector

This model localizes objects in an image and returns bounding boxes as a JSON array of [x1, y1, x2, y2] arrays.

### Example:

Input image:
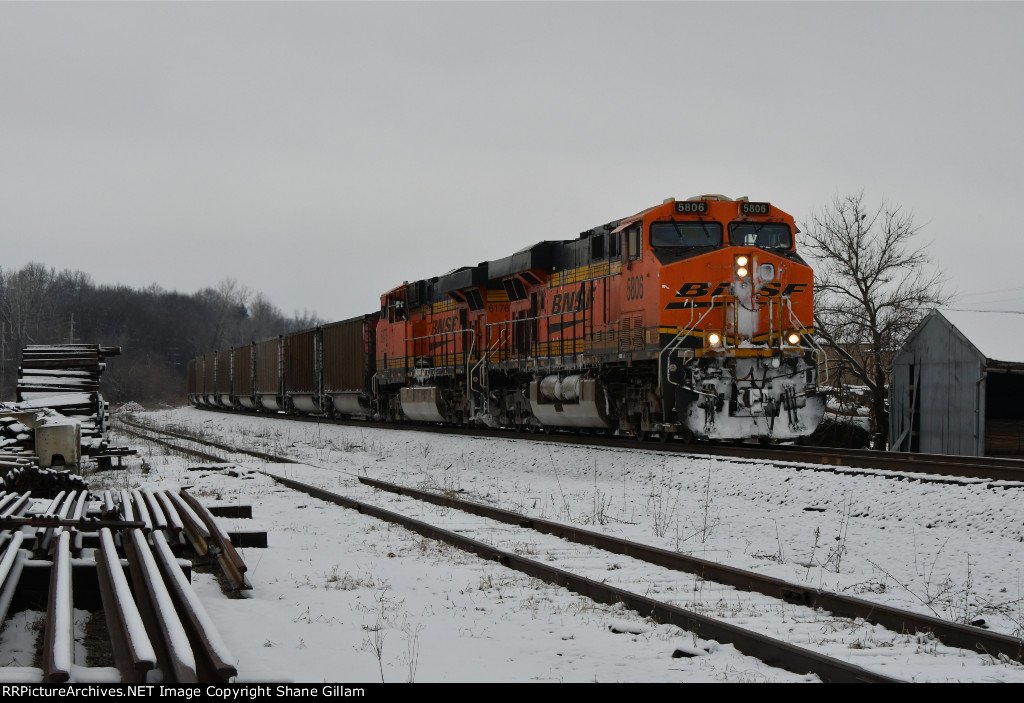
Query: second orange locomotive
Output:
[[374, 194, 824, 441]]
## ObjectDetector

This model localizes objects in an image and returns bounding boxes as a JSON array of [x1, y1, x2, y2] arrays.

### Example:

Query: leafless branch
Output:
[[801, 191, 953, 447]]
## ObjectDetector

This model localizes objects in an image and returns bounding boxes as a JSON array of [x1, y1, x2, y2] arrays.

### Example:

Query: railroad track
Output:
[[168, 406, 1024, 484], [0, 485, 241, 683], [115, 415, 1024, 682]]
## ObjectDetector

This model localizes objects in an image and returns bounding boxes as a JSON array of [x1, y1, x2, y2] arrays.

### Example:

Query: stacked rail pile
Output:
[[16, 344, 119, 440], [0, 416, 38, 471], [0, 486, 254, 683], [15, 344, 135, 467]]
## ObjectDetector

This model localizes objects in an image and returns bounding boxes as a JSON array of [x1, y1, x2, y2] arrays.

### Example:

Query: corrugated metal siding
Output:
[[322, 316, 370, 392], [255, 337, 282, 394], [233, 344, 253, 396], [203, 352, 216, 392], [890, 314, 984, 455], [215, 349, 232, 394], [284, 329, 317, 394]]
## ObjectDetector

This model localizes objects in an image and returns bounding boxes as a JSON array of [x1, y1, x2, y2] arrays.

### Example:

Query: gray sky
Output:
[[2, 1, 1021, 322]]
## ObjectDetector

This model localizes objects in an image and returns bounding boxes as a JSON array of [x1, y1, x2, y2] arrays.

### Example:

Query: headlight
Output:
[[787, 333, 801, 345], [734, 254, 749, 278], [759, 263, 775, 280], [708, 333, 721, 346]]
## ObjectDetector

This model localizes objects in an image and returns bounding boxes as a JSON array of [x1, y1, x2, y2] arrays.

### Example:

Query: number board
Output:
[[739, 202, 771, 215], [675, 201, 708, 214]]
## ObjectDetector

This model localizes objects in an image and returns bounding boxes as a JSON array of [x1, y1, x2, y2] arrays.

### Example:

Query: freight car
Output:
[[188, 195, 825, 441]]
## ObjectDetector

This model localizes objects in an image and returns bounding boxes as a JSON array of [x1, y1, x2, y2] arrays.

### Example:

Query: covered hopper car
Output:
[[188, 195, 825, 441]]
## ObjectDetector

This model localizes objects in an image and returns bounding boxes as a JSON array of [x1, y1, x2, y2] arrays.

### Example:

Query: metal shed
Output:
[[890, 309, 1024, 456]]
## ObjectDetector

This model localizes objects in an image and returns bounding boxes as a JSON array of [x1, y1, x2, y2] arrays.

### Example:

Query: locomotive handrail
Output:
[[471, 328, 507, 391], [784, 297, 829, 382], [402, 328, 474, 343], [469, 329, 509, 419], [403, 328, 473, 382], [485, 308, 588, 364], [657, 299, 717, 393]]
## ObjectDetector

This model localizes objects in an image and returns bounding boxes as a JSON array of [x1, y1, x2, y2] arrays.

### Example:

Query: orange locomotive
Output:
[[375, 194, 824, 441]]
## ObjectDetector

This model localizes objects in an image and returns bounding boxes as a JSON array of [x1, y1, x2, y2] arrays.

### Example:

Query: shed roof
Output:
[[935, 309, 1024, 365]]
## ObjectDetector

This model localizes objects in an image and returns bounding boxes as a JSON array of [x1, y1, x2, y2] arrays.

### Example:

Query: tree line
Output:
[[0, 265, 320, 405]]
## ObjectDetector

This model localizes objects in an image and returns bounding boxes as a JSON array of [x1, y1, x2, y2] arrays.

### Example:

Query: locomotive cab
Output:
[[652, 196, 824, 440]]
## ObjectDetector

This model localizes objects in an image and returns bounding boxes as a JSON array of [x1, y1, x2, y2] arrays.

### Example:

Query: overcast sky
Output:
[[1, 1, 1021, 323]]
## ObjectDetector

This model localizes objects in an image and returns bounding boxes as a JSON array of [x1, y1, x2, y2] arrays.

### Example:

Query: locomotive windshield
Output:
[[728, 223, 792, 249], [649, 221, 722, 248]]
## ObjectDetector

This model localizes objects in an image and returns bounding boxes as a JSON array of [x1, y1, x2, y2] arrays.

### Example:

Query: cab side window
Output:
[[608, 233, 621, 259], [627, 225, 641, 261]]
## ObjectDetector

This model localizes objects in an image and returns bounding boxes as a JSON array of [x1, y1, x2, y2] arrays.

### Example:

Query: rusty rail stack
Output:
[[0, 487, 253, 683]]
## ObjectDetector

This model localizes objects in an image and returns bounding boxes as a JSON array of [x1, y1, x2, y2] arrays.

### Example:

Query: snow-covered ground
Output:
[[61, 406, 1024, 682]]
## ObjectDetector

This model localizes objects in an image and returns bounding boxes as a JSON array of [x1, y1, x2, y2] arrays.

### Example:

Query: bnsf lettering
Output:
[[675, 282, 709, 297], [431, 317, 460, 335], [674, 282, 808, 299], [550, 290, 593, 315], [675, 282, 732, 298]]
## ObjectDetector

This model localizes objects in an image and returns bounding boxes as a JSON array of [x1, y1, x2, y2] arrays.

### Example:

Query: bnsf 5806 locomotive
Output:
[[188, 194, 825, 441]]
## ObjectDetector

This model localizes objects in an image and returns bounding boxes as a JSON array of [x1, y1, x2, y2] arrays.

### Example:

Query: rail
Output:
[[263, 471, 898, 682], [360, 474, 1024, 665], [95, 527, 157, 682], [0, 485, 243, 683], [117, 412, 1024, 484]]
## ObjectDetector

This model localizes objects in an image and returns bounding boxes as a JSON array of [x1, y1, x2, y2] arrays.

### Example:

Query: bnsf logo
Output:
[[550, 290, 593, 315], [430, 317, 460, 335], [673, 282, 808, 298]]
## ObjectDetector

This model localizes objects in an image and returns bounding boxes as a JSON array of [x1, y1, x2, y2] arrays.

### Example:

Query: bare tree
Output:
[[801, 191, 952, 449], [195, 277, 251, 350]]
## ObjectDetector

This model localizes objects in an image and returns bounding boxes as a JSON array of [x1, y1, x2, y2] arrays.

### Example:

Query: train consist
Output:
[[187, 195, 825, 441]]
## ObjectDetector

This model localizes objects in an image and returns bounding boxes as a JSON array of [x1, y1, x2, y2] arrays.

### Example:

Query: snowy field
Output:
[[64, 406, 1024, 682]]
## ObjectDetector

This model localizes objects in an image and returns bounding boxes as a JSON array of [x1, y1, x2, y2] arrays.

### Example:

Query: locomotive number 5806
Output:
[[626, 275, 644, 301]]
